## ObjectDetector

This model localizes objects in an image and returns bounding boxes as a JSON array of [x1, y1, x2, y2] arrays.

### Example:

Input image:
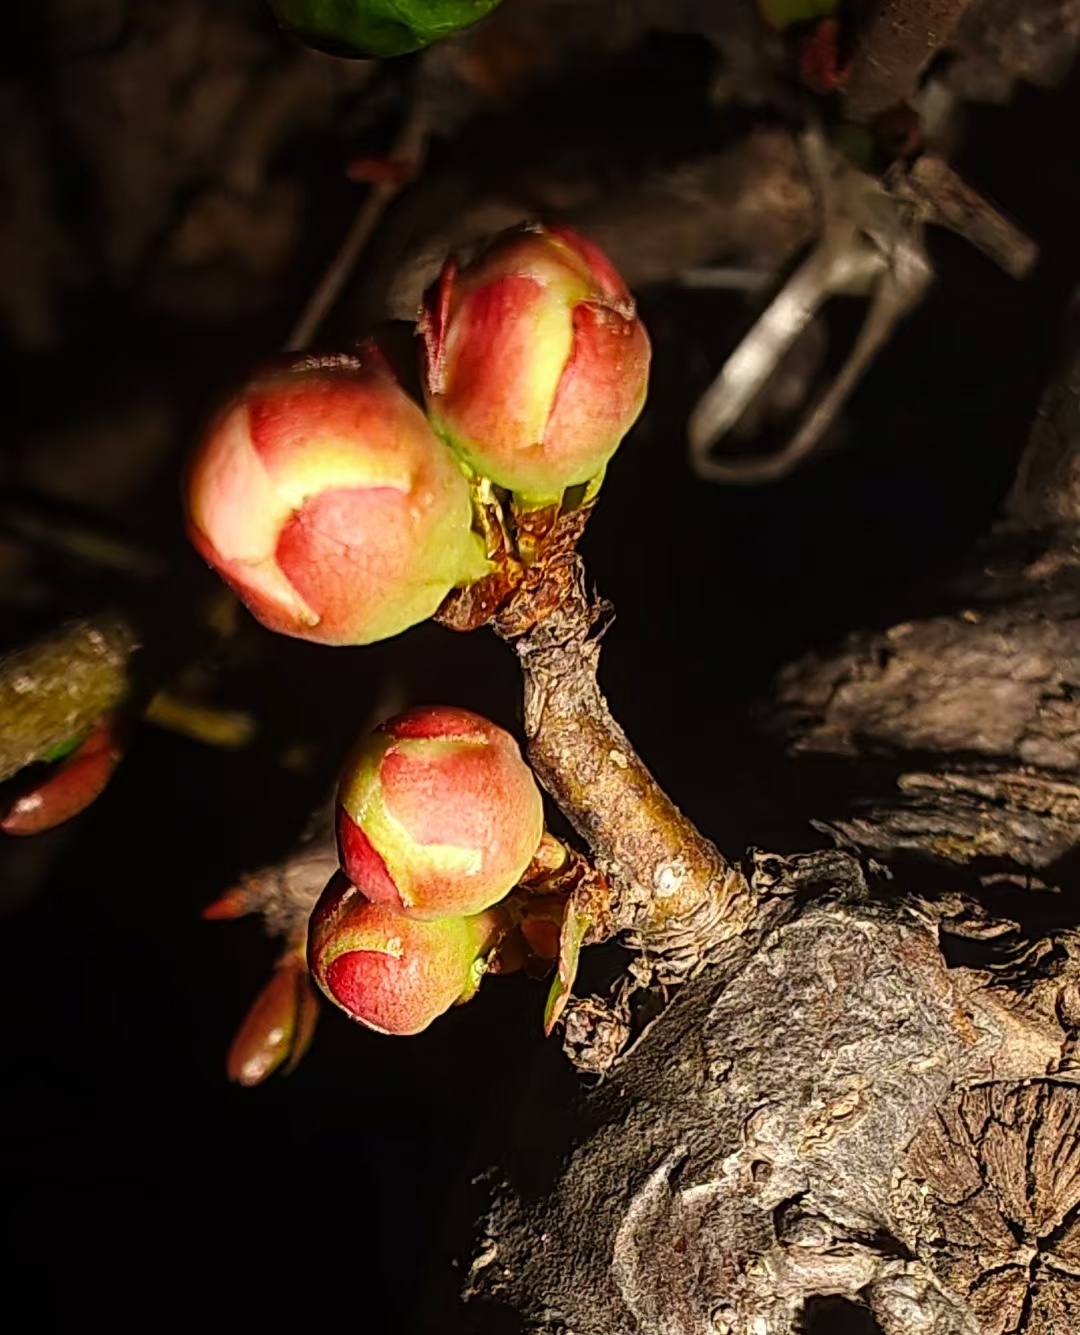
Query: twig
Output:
[[894, 154, 1038, 280], [0, 97, 431, 782], [500, 553, 752, 977], [0, 615, 138, 783], [284, 104, 428, 352], [0, 500, 164, 580]]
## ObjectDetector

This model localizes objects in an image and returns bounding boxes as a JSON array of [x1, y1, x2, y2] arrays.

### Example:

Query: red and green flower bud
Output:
[[184, 349, 487, 646], [337, 705, 544, 920], [420, 224, 651, 505], [308, 873, 503, 1035], [226, 948, 319, 1087]]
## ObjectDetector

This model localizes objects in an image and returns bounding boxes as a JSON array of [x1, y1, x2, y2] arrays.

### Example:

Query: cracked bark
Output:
[[415, 327, 1080, 1332]]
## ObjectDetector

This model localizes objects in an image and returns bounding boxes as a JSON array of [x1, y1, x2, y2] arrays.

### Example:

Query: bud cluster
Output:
[[187, 224, 644, 1044], [184, 226, 650, 646], [309, 706, 545, 1034]]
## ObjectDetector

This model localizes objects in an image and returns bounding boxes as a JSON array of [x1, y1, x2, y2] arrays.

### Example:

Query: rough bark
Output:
[[772, 324, 1080, 873], [0, 0, 373, 346], [5, 11, 1079, 1327], [381, 127, 816, 325], [446, 849, 1080, 1334], [843, 0, 973, 122], [418, 320, 1080, 1333], [898, 1082, 1080, 1331]]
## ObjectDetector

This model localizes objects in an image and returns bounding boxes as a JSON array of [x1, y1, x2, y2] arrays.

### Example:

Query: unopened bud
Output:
[[1, 718, 122, 836], [337, 706, 544, 919], [185, 349, 486, 646], [421, 224, 651, 505], [308, 872, 503, 1035]]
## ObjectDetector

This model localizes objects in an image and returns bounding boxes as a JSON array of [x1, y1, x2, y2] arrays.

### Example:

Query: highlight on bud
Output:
[[184, 348, 487, 646], [420, 223, 651, 505], [308, 872, 502, 1035], [337, 705, 544, 920]]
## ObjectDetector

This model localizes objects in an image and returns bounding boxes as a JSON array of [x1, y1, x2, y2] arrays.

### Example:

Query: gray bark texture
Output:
[[773, 315, 1080, 873], [420, 327, 1080, 1333]]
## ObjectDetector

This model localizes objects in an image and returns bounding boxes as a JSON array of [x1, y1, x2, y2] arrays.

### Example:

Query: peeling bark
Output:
[[843, 0, 973, 122], [897, 1082, 1080, 1332]]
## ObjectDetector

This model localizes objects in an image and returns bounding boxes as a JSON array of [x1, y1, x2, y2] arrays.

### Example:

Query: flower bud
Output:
[[337, 705, 544, 920], [184, 350, 486, 646], [421, 224, 651, 504], [268, 0, 504, 59], [226, 949, 319, 1087], [308, 873, 501, 1035]]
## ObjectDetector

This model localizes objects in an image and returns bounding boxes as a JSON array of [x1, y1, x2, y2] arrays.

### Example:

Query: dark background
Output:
[[3, 3, 1080, 1328]]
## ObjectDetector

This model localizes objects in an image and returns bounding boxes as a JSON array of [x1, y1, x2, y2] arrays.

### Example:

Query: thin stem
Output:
[[285, 106, 427, 352]]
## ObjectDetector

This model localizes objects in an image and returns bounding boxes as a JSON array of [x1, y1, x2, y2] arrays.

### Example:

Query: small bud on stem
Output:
[[308, 873, 506, 1035], [421, 224, 651, 506], [1, 718, 123, 836], [226, 946, 319, 1087], [337, 706, 544, 919]]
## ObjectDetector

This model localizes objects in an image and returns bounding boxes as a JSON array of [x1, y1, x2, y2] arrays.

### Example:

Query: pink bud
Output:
[[184, 350, 487, 646], [421, 224, 651, 504], [308, 872, 501, 1035], [336, 705, 544, 920]]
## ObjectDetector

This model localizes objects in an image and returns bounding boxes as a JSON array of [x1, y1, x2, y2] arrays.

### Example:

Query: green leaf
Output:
[[268, 0, 505, 58], [543, 903, 591, 1037], [40, 731, 90, 765]]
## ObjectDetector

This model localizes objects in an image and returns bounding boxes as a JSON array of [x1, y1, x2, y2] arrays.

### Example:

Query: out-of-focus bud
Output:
[[184, 350, 487, 646], [226, 948, 319, 1087], [203, 837, 340, 923], [420, 224, 651, 505], [308, 872, 503, 1035], [756, 0, 838, 30], [337, 705, 544, 920], [1, 718, 123, 836], [202, 884, 253, 922], [268, 0, 504, 59]]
